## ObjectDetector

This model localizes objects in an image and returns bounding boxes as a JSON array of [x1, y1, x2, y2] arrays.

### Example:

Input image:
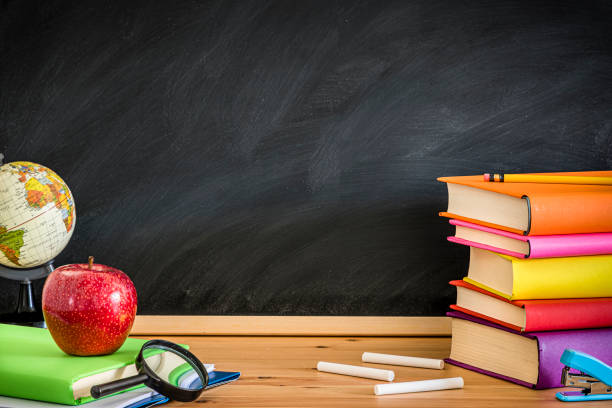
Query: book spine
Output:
[[528, 191, 612, 235], [535, 328, 612, 389], [512, 254, 612, 299], [529, 233, 612, 258], [0, 373, 76, 405], [524, 301, 612, 332]]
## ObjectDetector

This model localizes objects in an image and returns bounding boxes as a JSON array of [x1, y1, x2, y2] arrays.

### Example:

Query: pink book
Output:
[[447, 219, 612, 258]]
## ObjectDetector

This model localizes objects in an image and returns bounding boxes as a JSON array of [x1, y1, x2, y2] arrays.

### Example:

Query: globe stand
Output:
[[0, 261, 54, 328]]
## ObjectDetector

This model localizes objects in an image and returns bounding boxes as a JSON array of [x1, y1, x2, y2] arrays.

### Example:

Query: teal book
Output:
[[0, 323, 150, 405]]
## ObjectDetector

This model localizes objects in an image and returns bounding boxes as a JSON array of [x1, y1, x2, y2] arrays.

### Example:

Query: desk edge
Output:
[[130, 315, 451, 336]]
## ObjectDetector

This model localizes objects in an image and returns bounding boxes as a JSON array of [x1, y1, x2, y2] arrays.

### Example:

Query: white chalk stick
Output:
[[317, 361, 394, 381], [362, 352, 444, 370], [374, 377, 464, 395]]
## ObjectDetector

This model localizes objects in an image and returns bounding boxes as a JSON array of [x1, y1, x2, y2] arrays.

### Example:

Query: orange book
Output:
[[438, 171, 612, 235]]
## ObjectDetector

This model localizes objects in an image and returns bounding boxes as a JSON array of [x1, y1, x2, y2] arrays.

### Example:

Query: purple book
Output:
[[445, 311, 612, 389]]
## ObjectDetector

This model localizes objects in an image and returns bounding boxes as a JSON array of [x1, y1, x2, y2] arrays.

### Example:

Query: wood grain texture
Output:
[[131, 335, 603, 407], [2, 0, 612, 316], [131, 315, 451, 336]]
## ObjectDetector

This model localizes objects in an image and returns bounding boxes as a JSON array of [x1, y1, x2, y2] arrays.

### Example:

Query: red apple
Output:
[[42, 256, 137, 356]]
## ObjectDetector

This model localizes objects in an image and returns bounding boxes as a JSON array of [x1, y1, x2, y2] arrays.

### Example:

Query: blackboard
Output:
[[1, 0, 611, 316]]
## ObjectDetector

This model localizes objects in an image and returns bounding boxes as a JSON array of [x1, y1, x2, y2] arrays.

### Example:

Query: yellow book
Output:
[[463, 247, 612, 300]]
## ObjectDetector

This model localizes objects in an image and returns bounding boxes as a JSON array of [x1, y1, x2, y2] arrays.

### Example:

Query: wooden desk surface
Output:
[[134, 335, 608, 407]]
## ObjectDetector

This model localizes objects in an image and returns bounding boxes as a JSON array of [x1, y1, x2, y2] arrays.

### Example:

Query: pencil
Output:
[[483, 173, 612, 185]]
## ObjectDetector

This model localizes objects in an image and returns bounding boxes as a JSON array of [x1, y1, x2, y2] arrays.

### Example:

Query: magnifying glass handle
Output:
[[91, 374, 149, 399]]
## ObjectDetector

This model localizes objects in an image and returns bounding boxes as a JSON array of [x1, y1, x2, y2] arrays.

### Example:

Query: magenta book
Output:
[[448, 219, 612, 258], [445, 311, 612, 389]]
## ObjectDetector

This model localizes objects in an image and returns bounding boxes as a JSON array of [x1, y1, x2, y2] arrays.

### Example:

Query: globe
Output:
[[0, 161, 76, 269]]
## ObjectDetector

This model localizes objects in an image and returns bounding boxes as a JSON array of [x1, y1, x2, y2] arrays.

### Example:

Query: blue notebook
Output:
[[206, 371, 241, 389], [177, 370, 241, 390]]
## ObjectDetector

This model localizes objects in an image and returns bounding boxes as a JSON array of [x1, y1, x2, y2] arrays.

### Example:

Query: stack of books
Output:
[[438, 171, 612, 389]]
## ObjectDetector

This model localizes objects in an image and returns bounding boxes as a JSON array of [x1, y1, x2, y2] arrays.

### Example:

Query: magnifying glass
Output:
[[90, 339, 209, 402]]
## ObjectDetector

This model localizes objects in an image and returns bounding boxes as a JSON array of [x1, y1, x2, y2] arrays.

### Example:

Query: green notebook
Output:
[[0, 323, 149, 405]]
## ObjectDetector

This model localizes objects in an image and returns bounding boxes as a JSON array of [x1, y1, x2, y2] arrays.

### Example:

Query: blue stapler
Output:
[[556, 349, 612, 402]]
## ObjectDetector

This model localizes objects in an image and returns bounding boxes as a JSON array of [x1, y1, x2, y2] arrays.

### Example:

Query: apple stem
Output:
[[88, 256, 94, 269]]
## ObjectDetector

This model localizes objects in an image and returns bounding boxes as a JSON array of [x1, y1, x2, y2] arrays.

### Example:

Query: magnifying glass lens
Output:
[[141, 344, 205, 391], [91, 340, 208, 402]]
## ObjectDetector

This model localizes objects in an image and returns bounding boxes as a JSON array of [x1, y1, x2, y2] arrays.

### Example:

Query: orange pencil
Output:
[[483, 173, 612, 185]]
